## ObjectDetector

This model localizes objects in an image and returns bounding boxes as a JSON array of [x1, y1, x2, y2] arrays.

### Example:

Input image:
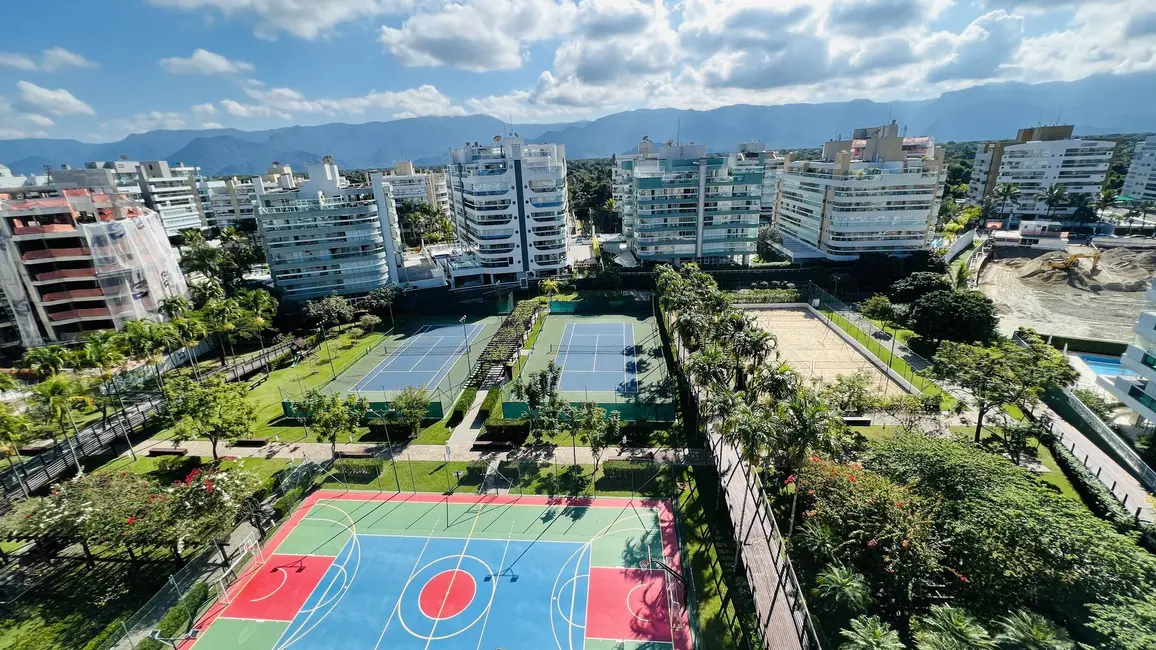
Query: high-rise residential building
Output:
[[737, 140, 785, 224], [966, 125, 1115, 224], [382, 161, 451, 242], [446, 136, 569, 283], [1123, 135, 1156, 204], [1098, 280, 1156, 423], [772, 121, 945, 261], [73, 160, 209, 237], [613, 137, 660, 233], [255, 157, 402, 301], [0, 164, 47, 189], [618, 143, 762, 265], [0, 184, 189, 348]]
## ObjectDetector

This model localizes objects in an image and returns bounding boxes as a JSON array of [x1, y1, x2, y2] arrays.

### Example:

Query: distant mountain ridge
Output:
[[3, 73, 1155, 176]]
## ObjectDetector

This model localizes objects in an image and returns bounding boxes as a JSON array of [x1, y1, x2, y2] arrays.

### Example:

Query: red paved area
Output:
[[222, 555, 335, 621]]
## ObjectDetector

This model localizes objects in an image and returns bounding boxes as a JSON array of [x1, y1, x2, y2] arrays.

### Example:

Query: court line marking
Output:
[[417, 569, 477, 621], [422, 322, 483, 389], [372, 518, 441, 650], [249, 569, 288, 603], [592, 334, 599, 373], [352, 324, 433, 392], [406, 335, 445, 372], [556, 322, 574, 372], [424, 500, 485, 650], [626, 584, 650, 622], [474, 523, 516, 650], [555, 574, 590, 628], [396, 553, 498, 642]]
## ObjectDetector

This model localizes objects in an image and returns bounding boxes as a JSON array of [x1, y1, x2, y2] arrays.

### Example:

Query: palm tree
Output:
[[952, 263, 971, 289], [236, 288, 278, 371], [994, 611, 1072, 650], [731, 325, 775, 390], [0, 403, 34, 497], [1095, 188, 1118, 221], [158, 295, 192, 320], [121, 320, 170, 392], [29, 374, 88, 472], [993, 183, 1021, 228], [199, 297, 246, 365], [745, 361, 799, 403], [814, 564, 871, 620], [719, 402, 769, 466], [80, 331, 126, 424], [1039, 184, 1069, 220], [686, 345, 734, 399], [20, 345, 69, 379], [772, 387, 847, 536], [916, 605, 994, 650], [1139, 200, 1156, 233], [1067, 193, 1093, 223], [171, 316, 208, 379], [840, 616, 905, 650]]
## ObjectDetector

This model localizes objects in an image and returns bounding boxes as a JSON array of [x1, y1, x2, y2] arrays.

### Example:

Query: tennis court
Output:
[[351, 323, 486, 393], [186, 491, 693, 650], [554, 322, 638, 394]]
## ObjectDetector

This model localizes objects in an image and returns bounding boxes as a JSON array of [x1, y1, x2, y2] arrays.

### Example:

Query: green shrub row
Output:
[[135, 582, 210, 650], [728, 287, 803, 304], [448, 387, 477, 427], [272, 487, 305, 521], [82, 616, 129, 650], [479, 388, 501, 420], [154, 455, 202, 479], [479, 417, 530, 443]]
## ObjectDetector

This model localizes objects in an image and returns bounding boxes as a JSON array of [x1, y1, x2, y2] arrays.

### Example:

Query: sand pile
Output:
[[1017, 248, 1156, 293]]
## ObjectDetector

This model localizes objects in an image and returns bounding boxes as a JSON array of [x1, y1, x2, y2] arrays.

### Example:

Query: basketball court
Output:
[[186, 492, 692, 650]]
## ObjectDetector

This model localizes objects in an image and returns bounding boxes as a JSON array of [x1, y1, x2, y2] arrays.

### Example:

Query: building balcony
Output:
[[33, 268, 96, 283], [12, 223, 77, 237], [532, 254, 566, 267], [1098, 375, 1156, 422], [22, 247, 91, 262], [46, 307, 112, 323], [39, 288, 107, 305], [532, 240, 566, 252], [528, 199, 564, 209]]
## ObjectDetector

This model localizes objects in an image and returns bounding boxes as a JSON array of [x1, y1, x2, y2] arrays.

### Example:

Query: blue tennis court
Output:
[[352, 323, 484, 393], [554, 322, 637, 393]]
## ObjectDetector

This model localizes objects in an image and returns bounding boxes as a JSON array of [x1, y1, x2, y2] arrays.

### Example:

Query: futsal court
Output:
[[554, 322, 638, 394], [350, 323, 486, 394], [186, 491, 692, 650]]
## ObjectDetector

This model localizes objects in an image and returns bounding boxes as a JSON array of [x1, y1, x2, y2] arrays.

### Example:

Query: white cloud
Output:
[[1009, 1, 1156, 82], [0, 128, 50, 140], [161, 49, 255, 75], [23, 114, 54, 127], [927, 10, 1024, 82], [40, 47, 99, 72], [191, 102, 217, 116], [16, 81, 96, 116], [0, 53, 38, 71], [221, 99, 291, 119], [147, 0, 416, 39], [201, 121, 224, 129], [101, 111, 187, 135], [232, 83, 467, 118], [380, 0, 575, 72]]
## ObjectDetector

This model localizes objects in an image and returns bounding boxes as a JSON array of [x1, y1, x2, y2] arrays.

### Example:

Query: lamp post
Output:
[[459, 315, 472, 368], [369, 408, 401, 492]]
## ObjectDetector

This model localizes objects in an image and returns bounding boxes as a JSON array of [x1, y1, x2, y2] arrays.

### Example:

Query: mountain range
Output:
[[3, 73, 1156, 176]]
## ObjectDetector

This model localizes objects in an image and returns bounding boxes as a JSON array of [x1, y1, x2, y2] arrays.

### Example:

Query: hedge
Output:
[[448, 387, 477, 427], [479, 388, 501, 420], [728, 287, 804, 304], [479, 417, 530, 444], [82, 616, 129, 650], [272, 487, 304, 521], [1038, 334, 1127, 357], [135, 582, 210, 650]]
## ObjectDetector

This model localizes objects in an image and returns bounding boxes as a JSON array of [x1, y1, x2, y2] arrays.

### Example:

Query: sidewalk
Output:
[[129, 438, 708, 466], [447, 391, 487, 447]]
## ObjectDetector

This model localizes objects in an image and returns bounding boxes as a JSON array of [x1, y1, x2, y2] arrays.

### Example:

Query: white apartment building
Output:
[[1123, 135, 1156, 203], [383, 161, 450, 213], [255, 157, 402, 301], [446, 136, 569, 283], [0, 164, 47, 189], [773, 122, 945, 261], [1099, 280, 1156, 424], [72, 160, 208, 237], [617, 143, 762, 265], [737, 140, 785, 224], [967, 125, 1115, 224]]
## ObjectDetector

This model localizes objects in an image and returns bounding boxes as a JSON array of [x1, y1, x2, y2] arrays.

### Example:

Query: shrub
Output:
[[82, 616, 129, 650], [479, 418, 530, 444], [135, 583, 210, 650], [273, 487, 304, 520], [153, 456, 202, 481], [448, 387, 477, 427], [480, 387, 501, 420]]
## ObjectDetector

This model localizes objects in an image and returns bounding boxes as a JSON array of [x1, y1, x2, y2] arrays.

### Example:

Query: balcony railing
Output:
[[22, 248, 91, 261], [46, 307, 112, 322], [40, 288, 106, 303], [35, 268, 96, 282], [13, 224, 77, 236]]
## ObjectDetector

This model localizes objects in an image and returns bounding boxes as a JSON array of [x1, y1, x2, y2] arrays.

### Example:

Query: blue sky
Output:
[[1, 0, 1154, 142]]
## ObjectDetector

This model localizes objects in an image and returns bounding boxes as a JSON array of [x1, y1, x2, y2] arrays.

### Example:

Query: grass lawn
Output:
[[866, 317, 915, 346], [92, 453, 291, 484]]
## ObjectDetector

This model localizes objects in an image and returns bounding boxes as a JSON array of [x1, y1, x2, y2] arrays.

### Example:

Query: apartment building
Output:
[[0, 164, 47, 190], [966, 125, 1115, 224], [1098, 279, 1156, 424], [737, 141, 785, 224], [383, 161, 450, 213], [773, 122, 945, 261], [612, 137, 659, 242], [0, 185, 189, 347], [446, 136, 569, 283], [72, 160, 208, 237], [255, 157, 402, 301], [618, 143, 762, 265], [1123, 135, 1156, 203]]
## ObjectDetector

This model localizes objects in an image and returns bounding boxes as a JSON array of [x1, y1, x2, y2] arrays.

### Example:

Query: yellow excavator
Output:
[[1050, 248, 1101, 271]]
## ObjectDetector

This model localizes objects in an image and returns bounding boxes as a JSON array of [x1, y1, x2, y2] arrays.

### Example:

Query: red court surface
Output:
[[586, 567, 689, 645], [222, 555, 334, 621]]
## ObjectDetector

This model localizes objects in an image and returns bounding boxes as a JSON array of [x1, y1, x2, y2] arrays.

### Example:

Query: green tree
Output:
[[915, 605, 993, 650], [771, 387, 848, 535], [389, 386, 430, 439], [165, 375, 256, 460], [357, 314, 382, 336], [951, 263, 971, 289], [300, 390, 370, 456], [20, 345, 70, 378], [0, 403, 34, 496], [362, 286, 398, 321], [575, 402, 613, 471], [179, 227, 263, 294], [304, 294, 355, 330], [993, 183, 1022, 227], [929, 341, 1022, 442], [860, 295, 895, 324], [814, 564, 872, 631], [121, 319, 175, 392], [80, 331, 127, 424], [889, 272, 952, 304], [1087, 595, 1156, 650], [30, 374, 89, 445], [1096, 188, 1118, 220], [199, 297, 247, 364], [994, 610, 1072, 650], [1039, 184, 1070, 220], [908, 290, 998, 345], [539, 279, 560, 298], [158, 295, 193, 319], [840, 616, 905, 650], [821, 371, 878, 416], [396, 199, 451, 245], [513, 362, 566, 442]]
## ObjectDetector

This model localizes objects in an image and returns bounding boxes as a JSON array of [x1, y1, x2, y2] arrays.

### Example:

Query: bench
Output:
[[334, 450, 376, 459], [147, 447, 188, 457], [230, 438, 269, 448], [470, 440, 515, 453], [843, 417, 873, 427]]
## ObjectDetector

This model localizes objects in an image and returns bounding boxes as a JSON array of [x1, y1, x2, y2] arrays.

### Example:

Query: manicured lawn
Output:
[[322, 459, 475, 493], [866, 317, 915, 345], [93, 453, 290, 483]]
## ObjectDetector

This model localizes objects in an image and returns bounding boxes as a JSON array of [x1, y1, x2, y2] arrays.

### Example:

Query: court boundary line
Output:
[[372, 518, 441, 650], [351, 324, 434, 393], [352, 322, 486, 394], [420, 322, 485, 390]]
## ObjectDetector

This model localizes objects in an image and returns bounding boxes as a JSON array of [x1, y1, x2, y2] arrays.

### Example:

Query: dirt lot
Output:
[[978, 245, 1156, 341], [746, 307, 905, 394]]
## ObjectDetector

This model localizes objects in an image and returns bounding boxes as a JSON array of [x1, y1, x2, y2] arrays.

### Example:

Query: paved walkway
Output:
[[447, 391, 487, 447], [129, 437, 707, 466]]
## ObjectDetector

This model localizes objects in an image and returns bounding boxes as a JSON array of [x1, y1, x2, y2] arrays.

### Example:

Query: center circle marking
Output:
[[418, 569, 476, 620]]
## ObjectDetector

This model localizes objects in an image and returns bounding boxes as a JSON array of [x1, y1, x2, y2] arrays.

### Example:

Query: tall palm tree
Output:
[[745, 361, 799, 404], [952, 263, 971, 289], [20, 345, 69, 379], [1095, 188, 1118, 221], [1039, 184, 1070, 220], [121, 320, 170, 392], [199, 297, 246, 365], [731, 326, 775, 390], [158, 295, 192, 320], [236, 288, 278, 371], [840, 616, 905, 650], [171, 316, 208, 379], [686, 345, 734, 398], [0, 402, 34, 497], [814, 564, 872, 624], [719, 401, 769, 466], [992, 183, 1021, 228], [916, 605, 994, 650], [29, 374, 88, 472], [772, 387, 847, 536], [1067, 194, 1093, 223], [80, 331, 126, 424], [994, 611, 1072, 650]]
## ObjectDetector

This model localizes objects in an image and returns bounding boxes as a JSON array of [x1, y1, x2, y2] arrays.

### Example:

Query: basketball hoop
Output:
[[638, 559, 651, 570]]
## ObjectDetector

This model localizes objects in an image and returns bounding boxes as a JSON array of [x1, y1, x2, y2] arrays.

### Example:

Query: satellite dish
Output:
[[322, 155, 335, 164], [493, 135, 502, 143]]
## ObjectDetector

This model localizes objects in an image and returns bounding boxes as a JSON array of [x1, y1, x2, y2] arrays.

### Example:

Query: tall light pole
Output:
[[459, 315, 472, 368], [369, 408, 401, 491]]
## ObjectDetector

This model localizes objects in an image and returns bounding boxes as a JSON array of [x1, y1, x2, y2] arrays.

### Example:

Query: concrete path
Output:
[[447, 391, 487, 447], [130, 437, 707, 466]]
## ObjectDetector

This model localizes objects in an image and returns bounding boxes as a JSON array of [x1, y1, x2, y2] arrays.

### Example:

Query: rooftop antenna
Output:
[[676, 118, 681, 146], [1037, 109, 1044, 127], [1056, 106, 1064, 125]]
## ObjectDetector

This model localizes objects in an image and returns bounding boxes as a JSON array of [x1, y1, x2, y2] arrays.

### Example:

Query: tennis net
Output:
[[549, 344, 635, 354]]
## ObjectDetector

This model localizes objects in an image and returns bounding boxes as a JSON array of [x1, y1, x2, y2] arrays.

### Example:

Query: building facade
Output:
[[737, 141, 785, 224], [1123, 135, 1156, 204], [71, 160, 208, 237], [1099, 279, 1156, 424], [446, 137, 569, 283], [773, 122, 945, 261], [255, 158, 402, 301], [619, 144, 762, 265], [0, 185, 189, 347], [966, 125, 1115, 224]]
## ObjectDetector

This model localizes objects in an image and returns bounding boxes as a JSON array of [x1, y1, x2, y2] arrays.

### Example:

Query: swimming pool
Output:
[[1078, 354, 1137, 377]]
